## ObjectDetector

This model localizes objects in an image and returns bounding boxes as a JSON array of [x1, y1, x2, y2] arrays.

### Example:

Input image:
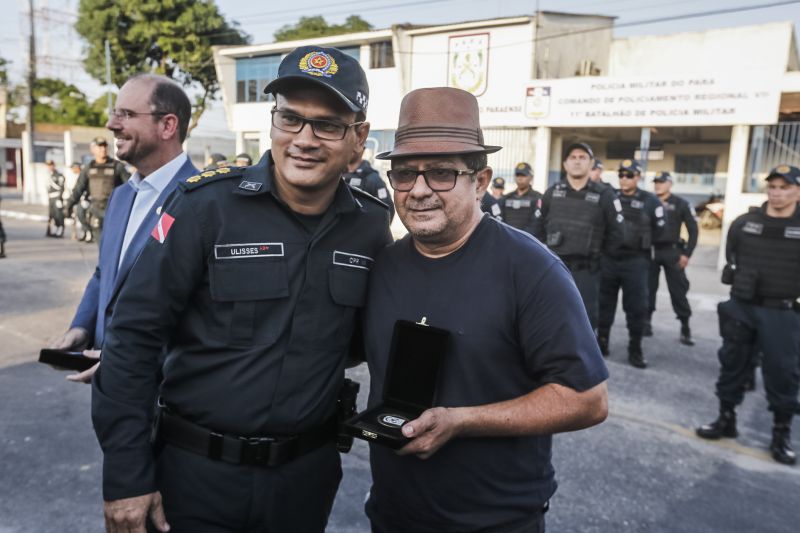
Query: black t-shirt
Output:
[[363, 216, 608, 532]]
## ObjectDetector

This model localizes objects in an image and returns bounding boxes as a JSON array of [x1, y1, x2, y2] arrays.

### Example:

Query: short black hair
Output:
[[461, 152, 488, 175], [131, 74, 192, 143]]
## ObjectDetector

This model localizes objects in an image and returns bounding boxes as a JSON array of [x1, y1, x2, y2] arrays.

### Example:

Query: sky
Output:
[[1, 0, 799, 135]]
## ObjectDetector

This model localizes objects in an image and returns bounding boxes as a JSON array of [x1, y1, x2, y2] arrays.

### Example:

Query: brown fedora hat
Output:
[[376, 87, 501, 160]]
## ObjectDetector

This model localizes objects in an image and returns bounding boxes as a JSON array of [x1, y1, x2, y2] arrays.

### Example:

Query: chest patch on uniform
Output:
[[785, 226, 800, 239], [333, 250, 373, 270], [613, 198, 622, 212], [349, 177, 362, 187], [553, 189, 567, 198], [238, 181, 262, 192], [151, 213, 176, 244], [491, 204, 501, 216], [378, 188, 388, 199], [214, 243, 284, 259], [664, 203, 676, 211], [508, 199, 532, 209], [585, 192, 600, 203], [743, 221, 763, 235], [631, 200, 644, 209]]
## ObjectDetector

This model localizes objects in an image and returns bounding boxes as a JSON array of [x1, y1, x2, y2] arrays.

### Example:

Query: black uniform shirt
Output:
[[343, 159, 394, 218], [480, 191, 503, 221], [653, 193, 698, 256], [66, 157, 130, 210], [501, 188, 541, 232], [93, 152, 392, 500], [613, 188, 666, 256]]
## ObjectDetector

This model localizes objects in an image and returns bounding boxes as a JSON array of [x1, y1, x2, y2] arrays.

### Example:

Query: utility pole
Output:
[[24, 0, 36, 197]]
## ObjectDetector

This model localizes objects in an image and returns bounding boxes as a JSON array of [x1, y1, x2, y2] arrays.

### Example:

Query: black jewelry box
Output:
[[344, 319, 450, 449]]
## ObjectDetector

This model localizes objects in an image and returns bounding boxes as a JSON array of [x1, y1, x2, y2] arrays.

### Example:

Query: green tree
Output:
[[29, 78, 105, 126], [75, 0, 249, 135], [274, 15, 372, 42], [0, 56, 9, 86]]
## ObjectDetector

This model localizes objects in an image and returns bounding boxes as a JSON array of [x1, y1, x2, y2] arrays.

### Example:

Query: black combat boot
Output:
[[679, 318, 694, 346], [0, 239, 5, 259], [642, 317, 653, 337], [770, 412, 796, 465], [696, 404, 738, 439], [628, 336, 647, 368], [597, 329, 610, 357]]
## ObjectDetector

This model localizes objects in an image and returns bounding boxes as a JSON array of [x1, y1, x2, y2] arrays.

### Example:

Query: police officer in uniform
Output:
[[696, 165, 800, 465], [645, 171, 699, 344], [65, 137, 129, 243], [0, 192, 6, 258], [343, 145, 394, 218], [490, 176, 505, 199], [501, 162, 540, 233], [480, 187, 503, 221], [92, 46, 392, 532], [530, 142, 624, 332], [45, 160, 66, 238], [598, 160, 665, 368], [589, 157, 610, 189]]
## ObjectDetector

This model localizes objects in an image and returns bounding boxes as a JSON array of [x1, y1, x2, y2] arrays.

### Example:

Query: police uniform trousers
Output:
[[370, 509, 546, 533], [49, 199, 65, 228], [715, 298, 800, 413], [74, 203, 91, 235], [153, 442, 342, 533], [599, 253, 650, 337], [562, 258, 600, 330], [648, 245, 691, 319]]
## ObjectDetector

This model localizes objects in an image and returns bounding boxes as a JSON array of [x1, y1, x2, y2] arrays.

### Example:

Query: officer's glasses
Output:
[[271, 109, 364, 141], [618, 173, 636, 179], [387, 168, 476, 192], [109, 108, 169, 121]]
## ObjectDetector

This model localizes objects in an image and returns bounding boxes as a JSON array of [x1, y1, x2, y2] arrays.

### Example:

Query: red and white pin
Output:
[[151, 212, 175, 243]]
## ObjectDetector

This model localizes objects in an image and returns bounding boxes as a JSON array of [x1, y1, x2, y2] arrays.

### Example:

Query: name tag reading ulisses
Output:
[[214, 243, 285, 259], [333, 251, 374, 270]]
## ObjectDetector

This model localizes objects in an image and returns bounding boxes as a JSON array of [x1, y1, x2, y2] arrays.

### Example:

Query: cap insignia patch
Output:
[[299, 51, 339, 78], [776, 165, 791, 173]]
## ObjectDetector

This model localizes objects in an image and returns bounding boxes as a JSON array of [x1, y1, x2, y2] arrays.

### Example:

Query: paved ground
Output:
[[1, 189, 798, 532]]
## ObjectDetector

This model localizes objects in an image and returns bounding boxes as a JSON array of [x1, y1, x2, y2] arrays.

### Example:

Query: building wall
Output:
[[536, 12, 613, 78]]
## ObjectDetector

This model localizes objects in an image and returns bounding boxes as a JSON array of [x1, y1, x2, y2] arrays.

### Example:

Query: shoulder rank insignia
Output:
[[181, 166, 244, 191]]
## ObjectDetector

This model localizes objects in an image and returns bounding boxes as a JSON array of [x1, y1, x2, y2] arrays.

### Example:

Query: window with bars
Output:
[[370, 41, 394, 69]]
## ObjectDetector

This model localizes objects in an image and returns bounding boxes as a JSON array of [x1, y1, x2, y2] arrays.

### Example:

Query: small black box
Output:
[[345, 319, 449, 449]]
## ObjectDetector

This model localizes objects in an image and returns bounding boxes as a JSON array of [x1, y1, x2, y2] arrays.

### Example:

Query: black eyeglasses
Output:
[[109, 108, 169, 121], [387, 168, 475, 192], [618, 173, 636, 179], [271, 109, 364, 141]]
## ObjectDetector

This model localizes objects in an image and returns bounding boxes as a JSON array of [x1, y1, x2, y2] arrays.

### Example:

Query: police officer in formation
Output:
[[92, 46, 391, 531], [480, 183, 503, 221], [501, 162, 540, 233], [696, 165, 800, 466], [589, 157, 610, 189], [65, 137, 129, 243], [490, 175, 505, 200], [646, 171, 699, 345], [343, 145, 394, 218], [45, 159, 66, 238], [530, 142, 624, 332], [597, 159, 665, 368]]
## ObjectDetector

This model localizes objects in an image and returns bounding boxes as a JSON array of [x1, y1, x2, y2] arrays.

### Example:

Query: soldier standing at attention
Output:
[[645, 171, 699, 345], [65, 137, 130, 244], [530, 142, 624, 334], [597, 160, 665, 368], [501, 162, 540, 234], [45, 160, 66, 238]]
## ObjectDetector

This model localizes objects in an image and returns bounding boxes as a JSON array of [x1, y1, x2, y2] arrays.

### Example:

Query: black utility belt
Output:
[[653, 242, 679, 249], [154, 409, 337, 467], [738, 296, 799, 310]]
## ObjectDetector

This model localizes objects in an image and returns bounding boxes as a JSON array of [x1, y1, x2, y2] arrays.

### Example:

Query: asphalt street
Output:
[[1, 191, 798, 533]]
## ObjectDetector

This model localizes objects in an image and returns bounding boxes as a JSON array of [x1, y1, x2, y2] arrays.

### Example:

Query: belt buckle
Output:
[[239, 436, 274, 465]]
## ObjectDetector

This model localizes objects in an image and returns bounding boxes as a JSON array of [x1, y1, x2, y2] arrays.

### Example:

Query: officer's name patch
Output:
[[553, 189, 567, 198], [214, 243, 284, 259], [333, 251, 373, 270], [585, 192, 600, 203], [631, 200, 645, 209], [785, 227, 800, 239], [743, 221, 763, 235], [151, 213, 175, 244]]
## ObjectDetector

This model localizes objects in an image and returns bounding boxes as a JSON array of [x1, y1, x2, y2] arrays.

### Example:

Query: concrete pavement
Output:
[[0, 193, 797, 532]]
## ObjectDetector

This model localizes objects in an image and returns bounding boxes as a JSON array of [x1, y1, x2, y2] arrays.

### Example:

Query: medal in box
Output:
[[345, 319, 449, 449]]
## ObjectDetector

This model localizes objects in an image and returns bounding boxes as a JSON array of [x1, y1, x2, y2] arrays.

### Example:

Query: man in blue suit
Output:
[[50, 74, 198, 383]]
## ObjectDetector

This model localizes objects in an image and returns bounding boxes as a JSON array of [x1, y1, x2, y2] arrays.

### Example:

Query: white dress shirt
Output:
[[118, 152, 188, 268]]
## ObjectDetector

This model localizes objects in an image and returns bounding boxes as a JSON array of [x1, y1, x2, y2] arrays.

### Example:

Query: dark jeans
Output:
[[648, 246, 691, 320], [716, 299, 800, 413], [599, 254, 650, 337], [371, 513, 545, 533], [153, 442, 342, 533]]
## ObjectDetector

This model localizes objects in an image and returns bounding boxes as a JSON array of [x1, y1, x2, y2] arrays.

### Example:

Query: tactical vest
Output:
[[503, 190, 539, 230], [732, 208, 800, 300], [654, 196, 681, 244], [618, 190, 652, 251], [544, 183, 605, 257], [87, 163, 117, 211]]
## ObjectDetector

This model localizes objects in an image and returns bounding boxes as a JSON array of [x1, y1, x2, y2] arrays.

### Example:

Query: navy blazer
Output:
[[70, 157, 199, 348]]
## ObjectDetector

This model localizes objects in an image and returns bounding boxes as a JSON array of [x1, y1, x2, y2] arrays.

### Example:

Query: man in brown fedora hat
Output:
[[360, 87, 609, 532]]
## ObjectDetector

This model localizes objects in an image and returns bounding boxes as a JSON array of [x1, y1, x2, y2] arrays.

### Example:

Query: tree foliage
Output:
[[14, 77, 106, 126], [273, 15, 373, 42], [75, 0, 249, 135], [0, 57, 9, 86]]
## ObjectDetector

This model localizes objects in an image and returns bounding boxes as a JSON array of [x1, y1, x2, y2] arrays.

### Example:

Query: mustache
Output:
[[405, 201, 442, 210]]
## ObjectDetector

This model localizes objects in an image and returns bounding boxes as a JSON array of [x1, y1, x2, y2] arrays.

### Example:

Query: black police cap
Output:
[[492, 177, 506, 189], [653, 171, 672, 182], [765, 165, 800, 185], [564, 142, 594, 160], [514, 162, 532, 176], [618, 159, 642, 174], [264, 46, 369, 115]]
